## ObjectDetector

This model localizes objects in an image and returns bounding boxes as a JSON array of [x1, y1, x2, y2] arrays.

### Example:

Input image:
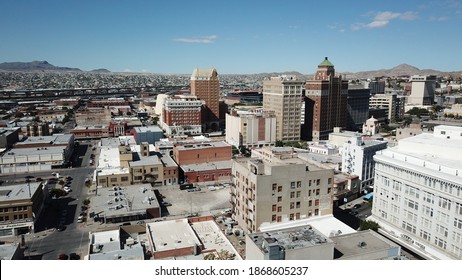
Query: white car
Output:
[[63, 186, 71, 192]]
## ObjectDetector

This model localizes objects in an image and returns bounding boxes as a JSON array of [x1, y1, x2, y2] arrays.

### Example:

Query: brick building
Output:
[[305, 57, 348, 141], [190, 68, 220, 130]]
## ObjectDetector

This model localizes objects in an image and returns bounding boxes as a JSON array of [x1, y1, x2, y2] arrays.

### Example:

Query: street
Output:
[[0, 141, 97, 260]]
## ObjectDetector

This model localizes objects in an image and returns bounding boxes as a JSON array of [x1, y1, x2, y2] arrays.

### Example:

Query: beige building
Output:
[[225, 108, 277, 148], [369, 93, 404, 122], [96, 138, 177, 187], [408, 75, 436, 105], [231, 147, 334, 233], [263, 76, 304, 142]]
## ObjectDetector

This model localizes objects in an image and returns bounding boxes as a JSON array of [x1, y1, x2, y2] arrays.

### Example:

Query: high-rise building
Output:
[[346, 87, 370, 131], [408, 75, 436, 105], [365, 80, 386, 95], [263, 76, 304, 142], [231, 147, 334, 233], [225, 108, 277, 148], [190, 68, 220, 130], [369, 93, 405, 123], [370, 125, 462, 260], [305, 57, 348, 141], [160, 95, 203, 136]]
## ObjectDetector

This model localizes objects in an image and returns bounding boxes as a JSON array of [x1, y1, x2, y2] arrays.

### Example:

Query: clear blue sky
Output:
[[1, 0, 461, 74]]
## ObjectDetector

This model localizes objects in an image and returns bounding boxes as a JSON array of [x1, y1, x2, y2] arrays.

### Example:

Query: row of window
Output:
[[0, 206, 28, 213], [0, 213, 29, 221]]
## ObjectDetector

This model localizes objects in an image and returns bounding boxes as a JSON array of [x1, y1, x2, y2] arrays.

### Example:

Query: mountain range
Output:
[[0, 60, 460, 78], [0, 61, 110, 73]]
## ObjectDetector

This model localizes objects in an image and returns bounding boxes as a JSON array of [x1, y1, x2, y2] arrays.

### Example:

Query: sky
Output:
[[1, 0, 461, 74]]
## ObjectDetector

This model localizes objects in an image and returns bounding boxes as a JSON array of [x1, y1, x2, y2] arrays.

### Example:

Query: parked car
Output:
[[58, 254, 68, 260], [353, 203, 362, 209], [69, 253, 80, 260], [161, 201, 172, 207]]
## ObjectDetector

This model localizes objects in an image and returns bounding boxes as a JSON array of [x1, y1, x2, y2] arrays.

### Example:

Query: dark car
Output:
[[58, 254, 69, 260], [69, 253, 80, 260], [57, 225, 66, 232], [353, 203, 362, 209], [349, 210, 359, 216]]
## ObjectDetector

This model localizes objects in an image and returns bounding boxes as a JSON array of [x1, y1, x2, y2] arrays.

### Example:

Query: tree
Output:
[[275, 140, 284, 147], [359, 220, 380, 232], [232, 145, 239, 155]]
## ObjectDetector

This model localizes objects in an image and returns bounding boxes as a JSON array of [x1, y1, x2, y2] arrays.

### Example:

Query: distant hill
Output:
[[0, 60, 82, 72], [89, 68, 111, 73], [340, 64, 443, 79]]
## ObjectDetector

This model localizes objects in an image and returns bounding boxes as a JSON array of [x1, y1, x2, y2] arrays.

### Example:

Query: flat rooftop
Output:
[[175, 141, 230, 151], [147, 219, 201, 252], [331, 230, 400, 260], [248, 224, 334, 252], [260, 215, 356, 240], [181, 160, 232, 172], [134, 126, 163, 133], [2, 146, 65, 157], [0, 182, 42, 201], [146, 218, 241, 260], [89, 229, 144, 260], [92, 184, 159, 219]]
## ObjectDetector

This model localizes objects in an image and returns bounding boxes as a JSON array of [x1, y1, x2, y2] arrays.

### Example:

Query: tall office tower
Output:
[[365, 80, 386, 95], [190, 68, 220, 130], [369, 92, 405, 123], [263, 76, 304, 142], [231, 147, 334, 233], [408, 75, 436, 105], [305, 57, 348, 141], [346, 87, 370, 131], [370, 125, 462, 260]]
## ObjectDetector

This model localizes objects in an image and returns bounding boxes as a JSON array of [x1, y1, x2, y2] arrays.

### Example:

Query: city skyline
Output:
[[1, 0, 462, 74]]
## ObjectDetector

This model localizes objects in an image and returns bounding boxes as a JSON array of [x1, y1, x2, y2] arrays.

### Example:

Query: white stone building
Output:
[[342, 136, 388, 193], [370, 125, 462, 260]]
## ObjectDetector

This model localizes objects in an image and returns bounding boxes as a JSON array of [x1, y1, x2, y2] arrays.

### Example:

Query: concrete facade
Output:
[[232, 147, 334, 233], [370, 125, 462, 259], [263, 76, 303, 142], [225, 108, 276, 148]]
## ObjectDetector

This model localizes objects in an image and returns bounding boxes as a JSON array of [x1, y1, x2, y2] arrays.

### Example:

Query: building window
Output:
[[272, 184, 277, 192], [290, 181, 296, 189], [278, 185, 282, 192], [315, 199, 320, 206], [316, 189, 320, 196], [290, 192, 295, 198], [296, 201, 300, 209], [272, 215, 276, 222], [289, 214, 294, 221], [272, 205, 276, 212], [99, 179, 107, 184], [121, 177, 129, 182], [277, 196, 282, 202], [297, 181, 301, 188], [110, 178, 117, 182], [277, 206, 282, 212], [290, 202, 295, 209], [296, 191, 301, 198], [277, 216, 282, 222], [315, 209, 319, 215], [455, 218, 462, 230]]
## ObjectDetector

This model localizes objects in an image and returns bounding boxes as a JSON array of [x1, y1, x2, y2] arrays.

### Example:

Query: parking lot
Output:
[[154, 183, 232, 217]]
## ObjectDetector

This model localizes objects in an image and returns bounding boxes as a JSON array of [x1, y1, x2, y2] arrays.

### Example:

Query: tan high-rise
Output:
[[190, 68, 220, 129], [263, 76, 304, 142]]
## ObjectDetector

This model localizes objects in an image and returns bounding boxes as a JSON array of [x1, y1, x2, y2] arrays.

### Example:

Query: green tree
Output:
[[359, 220, 380, 232], [275, 140, 284, 147]]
